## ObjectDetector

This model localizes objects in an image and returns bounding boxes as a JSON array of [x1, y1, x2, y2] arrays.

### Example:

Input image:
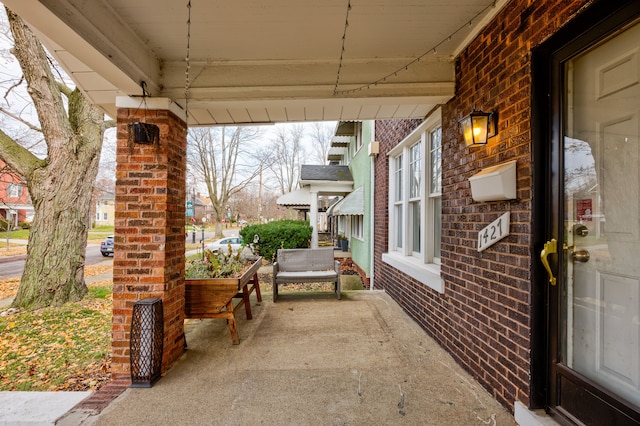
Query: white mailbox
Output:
[[468, 160, 517, 202]]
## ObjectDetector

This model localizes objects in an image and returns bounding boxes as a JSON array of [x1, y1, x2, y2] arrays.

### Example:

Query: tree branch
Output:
[[0, 106, 42, 133], [6, 8, 70, 146], [3, 75, 24, 102], [0, 128, 45, 177], [56, 81, 72, 98]]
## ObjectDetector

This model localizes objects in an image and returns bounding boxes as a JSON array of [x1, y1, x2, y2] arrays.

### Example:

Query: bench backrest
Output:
[[276, 248, 335, 272]]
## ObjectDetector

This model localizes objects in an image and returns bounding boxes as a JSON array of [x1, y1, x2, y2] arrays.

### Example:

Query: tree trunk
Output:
[[2, 10, 106, 309], [12, 90, 103, 309]]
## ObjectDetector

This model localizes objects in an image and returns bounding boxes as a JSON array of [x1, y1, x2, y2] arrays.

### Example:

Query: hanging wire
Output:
[[334, 0, 497, 96], [333, 0, 352, 96], [184, 0, 192, 127]]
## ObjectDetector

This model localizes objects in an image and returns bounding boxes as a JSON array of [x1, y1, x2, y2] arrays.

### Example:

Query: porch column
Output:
[[111, 97, 187, 379], [310, 190, 318, 248]]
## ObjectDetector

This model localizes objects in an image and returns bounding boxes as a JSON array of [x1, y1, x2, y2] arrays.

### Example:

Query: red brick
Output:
[[374, 0, 589, 412], [112, 107, 187, 380]]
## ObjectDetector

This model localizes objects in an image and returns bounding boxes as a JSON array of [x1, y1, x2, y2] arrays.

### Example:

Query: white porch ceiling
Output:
[[3, 0, 504, 125]]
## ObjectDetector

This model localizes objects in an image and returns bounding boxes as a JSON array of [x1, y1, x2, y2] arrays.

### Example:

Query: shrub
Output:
[[240, 220, 312, 262]]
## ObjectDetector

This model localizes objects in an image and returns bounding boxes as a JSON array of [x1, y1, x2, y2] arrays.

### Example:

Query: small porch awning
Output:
[[277, 187, 311, 208], [330, 135, 351, 147], [327, 147, 347, 161], [327, 187, 364, 216]]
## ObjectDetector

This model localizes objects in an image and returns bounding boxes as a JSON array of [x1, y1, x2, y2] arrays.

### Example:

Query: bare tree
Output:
[[188, 126, 265, 237], [0, 8, 106, 309], [308, 122, 334, 164], [264, 124, 306, 195]]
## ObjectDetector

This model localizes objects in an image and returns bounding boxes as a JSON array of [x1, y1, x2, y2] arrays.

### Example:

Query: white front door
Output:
[[563, 19, 640, 409]]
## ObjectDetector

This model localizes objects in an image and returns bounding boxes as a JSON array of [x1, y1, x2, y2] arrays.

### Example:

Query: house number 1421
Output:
[[477, 212, 510, 252]]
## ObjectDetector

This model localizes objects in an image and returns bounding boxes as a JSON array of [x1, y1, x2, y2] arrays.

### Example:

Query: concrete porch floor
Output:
[[64, 290, 516, 425]]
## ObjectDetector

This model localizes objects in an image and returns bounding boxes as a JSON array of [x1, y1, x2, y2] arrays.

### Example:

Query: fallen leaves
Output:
[[0, 264, 112, 300], [0, 277, 21, 300], [0, 246, 27, 257], [0, 294, 112, 392]]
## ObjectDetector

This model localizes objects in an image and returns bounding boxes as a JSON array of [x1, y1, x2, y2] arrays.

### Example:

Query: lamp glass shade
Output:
[[461, 111, 493, 146]]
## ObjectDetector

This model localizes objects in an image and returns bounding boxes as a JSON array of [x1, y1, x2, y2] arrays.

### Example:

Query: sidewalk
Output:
[[58, 291, 516, 425]]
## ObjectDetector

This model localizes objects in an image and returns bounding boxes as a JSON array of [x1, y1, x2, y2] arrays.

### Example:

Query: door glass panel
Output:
[[563, 21, 640, 407]]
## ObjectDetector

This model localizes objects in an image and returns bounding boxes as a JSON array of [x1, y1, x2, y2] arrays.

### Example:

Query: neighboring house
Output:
[[195, 193, 214, 223], [275, 186, 333, 230], [327, 121, 376, 287], [94, 192, 115, 227], [0, 160, 33, 227], [278, 165, 353, 248]]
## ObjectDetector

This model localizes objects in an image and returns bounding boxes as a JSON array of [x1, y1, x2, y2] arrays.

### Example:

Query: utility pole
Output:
[[191, 188, 196, 243], [258, 165, 263, 222]]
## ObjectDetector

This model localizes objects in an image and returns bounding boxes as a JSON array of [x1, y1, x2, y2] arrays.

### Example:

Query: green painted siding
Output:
[[347, 121, 373, 276]]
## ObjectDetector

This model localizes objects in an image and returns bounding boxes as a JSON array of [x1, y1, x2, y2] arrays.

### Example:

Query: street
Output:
[[0, 244, 110, 280], [0, 228, 240, 280]]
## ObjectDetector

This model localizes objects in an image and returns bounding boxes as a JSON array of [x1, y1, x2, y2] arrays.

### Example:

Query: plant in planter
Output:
[[184, 242, 262, 345], [185, 244, 251, 279], [336, 234, 348, 251]]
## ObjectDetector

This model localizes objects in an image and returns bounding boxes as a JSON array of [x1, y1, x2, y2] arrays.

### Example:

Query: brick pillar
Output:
[[112, 99, 186, 378]]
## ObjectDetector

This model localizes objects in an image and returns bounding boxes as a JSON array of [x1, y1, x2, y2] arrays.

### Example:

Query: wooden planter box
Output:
[[185, 257, 262, 344]]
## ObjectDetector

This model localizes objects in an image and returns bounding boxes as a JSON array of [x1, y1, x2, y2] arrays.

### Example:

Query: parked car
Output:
[[100, 236, 114, 257], [205, 236, 243, 253]]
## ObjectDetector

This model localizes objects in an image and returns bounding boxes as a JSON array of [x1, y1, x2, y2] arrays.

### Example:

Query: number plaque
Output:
[[477, 212, 510, 252]]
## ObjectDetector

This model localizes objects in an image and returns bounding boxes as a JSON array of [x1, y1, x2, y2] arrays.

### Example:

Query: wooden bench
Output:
[[272, 248, 341, 302], [184, 258, 262, 344]]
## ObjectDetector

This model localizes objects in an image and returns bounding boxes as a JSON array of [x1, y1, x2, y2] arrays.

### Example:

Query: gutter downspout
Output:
[[370, 154, 375, 291], [368, 138, 379, 291]]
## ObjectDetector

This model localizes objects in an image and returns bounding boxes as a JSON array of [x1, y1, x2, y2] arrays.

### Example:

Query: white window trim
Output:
[[354, 122, 363, 154], [382, 252, 443, 292], [384, 109, 443, 293], [352, 215, 364, 240]]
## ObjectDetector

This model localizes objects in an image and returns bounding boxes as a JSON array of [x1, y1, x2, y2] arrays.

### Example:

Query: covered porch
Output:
[[61, 291, 515, 425]]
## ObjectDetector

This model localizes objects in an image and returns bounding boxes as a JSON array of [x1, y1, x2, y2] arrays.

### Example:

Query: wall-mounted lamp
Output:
[[460, 109, 497, 147], [128, 122, 160, 144]]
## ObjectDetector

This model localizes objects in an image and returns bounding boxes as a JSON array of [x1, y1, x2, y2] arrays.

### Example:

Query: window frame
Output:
[[383, 109, 443, 293], [351, 215, 364, 240], [354, 122, 363, 154], [7, 183, 22, 198]]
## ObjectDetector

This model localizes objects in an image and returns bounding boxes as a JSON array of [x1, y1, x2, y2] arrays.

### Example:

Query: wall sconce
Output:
[[460, 109, 497, 147], [128, 122, 160, 144]]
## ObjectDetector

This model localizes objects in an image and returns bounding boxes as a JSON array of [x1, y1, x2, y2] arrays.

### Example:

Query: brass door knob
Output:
[[571, 249, 590, 262]]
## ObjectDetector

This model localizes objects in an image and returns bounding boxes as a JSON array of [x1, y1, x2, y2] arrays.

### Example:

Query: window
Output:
[[7, 184, 22, 198], [352, 215, 364, 239], [383, 109, 443, 292], [354, 122, 363, 153], [103, 212, 108, 221], [429, 127, 442, 259], [394, 154, 403, 249]]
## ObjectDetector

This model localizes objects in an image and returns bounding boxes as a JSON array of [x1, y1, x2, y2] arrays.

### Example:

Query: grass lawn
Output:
[[0, 267, 113, 392]]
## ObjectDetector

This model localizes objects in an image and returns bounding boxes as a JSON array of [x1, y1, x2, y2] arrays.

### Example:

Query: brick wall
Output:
[[112, 108, 187, 378], [373, 0, 590, 410]]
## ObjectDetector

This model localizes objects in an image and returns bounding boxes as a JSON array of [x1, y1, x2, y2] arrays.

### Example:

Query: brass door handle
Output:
[[571, 249, 590, 262], [540, 239, 557, 286], [563, 244, 591, 263]]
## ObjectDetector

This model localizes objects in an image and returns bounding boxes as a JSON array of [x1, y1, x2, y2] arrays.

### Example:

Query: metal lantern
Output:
[[460, 109, 497, 147], [130, 298, 164, 388]]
